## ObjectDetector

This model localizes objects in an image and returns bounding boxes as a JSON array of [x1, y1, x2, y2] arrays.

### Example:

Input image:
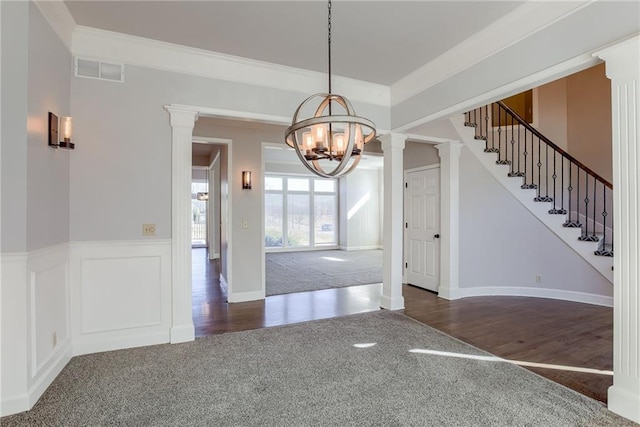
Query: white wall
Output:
[[458, 146, 612, 302], [339, 168, 382, 250]]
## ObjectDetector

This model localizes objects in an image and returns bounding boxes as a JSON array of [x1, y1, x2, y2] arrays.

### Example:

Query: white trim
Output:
[[440, 286, 613, 308], [72, 26, 389, 107], [391, 1, 592, 106], [72, 331, 170, 357], [393, 54, 599, 134], [27, 348, 71, 410], [211, 253, 220, 260], [1, 394, 29, 418], [68, 239, 171, 248], [33, 0, 76, 51], [228, 290, 265, 304]]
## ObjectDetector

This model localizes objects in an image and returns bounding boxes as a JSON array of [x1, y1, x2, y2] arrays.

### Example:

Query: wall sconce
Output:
[[48, 112, 74, 149], [242, 171, 252, 190]]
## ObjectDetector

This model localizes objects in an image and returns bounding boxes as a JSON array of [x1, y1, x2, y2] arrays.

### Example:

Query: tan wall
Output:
[[566, 63, 612, 183], [536, 78, 568, 150]]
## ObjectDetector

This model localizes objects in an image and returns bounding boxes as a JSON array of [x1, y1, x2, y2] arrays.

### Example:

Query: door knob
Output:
[[434, 234, 440, 239]]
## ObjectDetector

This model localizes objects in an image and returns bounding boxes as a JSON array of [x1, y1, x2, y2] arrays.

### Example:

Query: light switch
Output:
[[143, 224, 156, 236]]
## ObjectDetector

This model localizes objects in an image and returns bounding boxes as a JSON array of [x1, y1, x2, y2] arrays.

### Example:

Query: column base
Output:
[[608, 385, 640, 423], [380, 294, 405, 311], [170, 324, 195, 344]]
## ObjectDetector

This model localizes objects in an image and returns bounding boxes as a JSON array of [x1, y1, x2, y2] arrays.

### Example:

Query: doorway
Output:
[[404, 165, 440, 292]]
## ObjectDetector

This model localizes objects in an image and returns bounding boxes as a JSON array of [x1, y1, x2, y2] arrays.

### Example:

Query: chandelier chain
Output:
[[328, 0, 332, 95]]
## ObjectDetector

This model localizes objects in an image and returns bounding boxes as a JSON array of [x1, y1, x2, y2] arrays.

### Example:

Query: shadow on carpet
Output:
[[266, 249, 382, 296], [2, 311, 635, 426]]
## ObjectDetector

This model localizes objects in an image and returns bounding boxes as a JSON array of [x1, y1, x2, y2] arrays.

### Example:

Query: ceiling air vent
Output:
[[75, 58, 124, 82]]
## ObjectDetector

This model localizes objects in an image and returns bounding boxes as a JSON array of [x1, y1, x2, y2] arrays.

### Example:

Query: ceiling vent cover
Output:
[[75, 58, 124, 82]]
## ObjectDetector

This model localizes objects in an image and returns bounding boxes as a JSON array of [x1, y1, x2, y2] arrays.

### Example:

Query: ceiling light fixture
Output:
[[285, 0, 376, 178]]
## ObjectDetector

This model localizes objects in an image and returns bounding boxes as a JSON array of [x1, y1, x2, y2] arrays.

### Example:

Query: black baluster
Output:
[[564, 163, 580, 228], [549, 151, 562, 214]]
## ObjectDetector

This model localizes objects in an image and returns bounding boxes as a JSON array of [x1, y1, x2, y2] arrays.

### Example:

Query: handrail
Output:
[[496, 101, 613, 189]]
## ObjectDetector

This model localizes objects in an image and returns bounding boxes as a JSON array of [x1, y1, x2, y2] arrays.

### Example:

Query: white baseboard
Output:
[[609, 385, 640, 423], [73, 330, 170, 356], [380, 294, 405, 310], [339, 245, 383, 251], [210, 252, 220, 259], [170, 324, 195, 344], [27, 346, 72, 411], [440, 286, 613, 307], [0, 393, 29, 417], [228, 289, 265, 303]]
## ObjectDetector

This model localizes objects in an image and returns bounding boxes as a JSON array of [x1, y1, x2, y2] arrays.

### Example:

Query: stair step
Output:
[[563, 221, 583, 228], [474, 135, 487, 141], [595, 244, 613, 257], [579, 234, 601, 242], [464, 122, 477, 128], [496, 160, 511, 165], [533, 196, 553, 202], [508, 172, 525, 177], [548, 208, 567, 215], [484, 148, 499, 153], [521, 184, 537, 190]]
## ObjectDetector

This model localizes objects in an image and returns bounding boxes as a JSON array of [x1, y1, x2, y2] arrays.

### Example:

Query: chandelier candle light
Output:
[[285, 0, 376, 178]]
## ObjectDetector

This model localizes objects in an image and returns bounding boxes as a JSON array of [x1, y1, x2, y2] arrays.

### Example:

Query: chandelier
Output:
[[285, 0, 376, 178]]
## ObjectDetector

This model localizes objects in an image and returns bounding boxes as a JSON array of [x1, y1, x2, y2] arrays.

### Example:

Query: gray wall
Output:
[[27, 2, 71, 251], [404, 142, 440, 170], [1, 1, 29, 252], [458, 146, 611, 296]]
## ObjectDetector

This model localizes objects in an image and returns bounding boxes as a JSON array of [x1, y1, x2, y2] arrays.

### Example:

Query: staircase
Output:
[[452, 101, 613, 283]]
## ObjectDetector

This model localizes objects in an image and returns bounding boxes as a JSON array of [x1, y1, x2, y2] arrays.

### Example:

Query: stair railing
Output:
[[464, 101, 613, 256]]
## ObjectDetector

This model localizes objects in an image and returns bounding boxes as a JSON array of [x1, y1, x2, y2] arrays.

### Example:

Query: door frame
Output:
[[403, 164, 441, 289]]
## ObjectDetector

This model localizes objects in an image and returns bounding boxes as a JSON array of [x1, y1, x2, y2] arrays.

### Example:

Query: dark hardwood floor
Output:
[[192, 248, 613, 403]]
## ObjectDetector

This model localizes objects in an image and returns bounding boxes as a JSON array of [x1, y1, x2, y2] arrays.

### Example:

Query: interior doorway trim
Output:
[[165, 103, 289, 344]]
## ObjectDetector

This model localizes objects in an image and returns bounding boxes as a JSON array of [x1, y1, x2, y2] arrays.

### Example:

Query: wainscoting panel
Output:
[[70, 240, 171, 355], [26, 243, 72, 414], [1, 252, 29, 416]]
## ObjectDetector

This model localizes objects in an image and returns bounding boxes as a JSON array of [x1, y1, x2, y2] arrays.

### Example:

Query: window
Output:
[[265, 175, 337, 249]]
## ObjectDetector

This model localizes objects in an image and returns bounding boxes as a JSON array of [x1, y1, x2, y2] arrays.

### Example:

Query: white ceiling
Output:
[[64, 1, 523, 86]]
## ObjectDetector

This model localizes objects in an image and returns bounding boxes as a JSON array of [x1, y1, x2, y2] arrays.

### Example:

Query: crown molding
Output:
[[390, 1, 592, 106], [72, 26, 390, 108], [33, 0, 76, 51]]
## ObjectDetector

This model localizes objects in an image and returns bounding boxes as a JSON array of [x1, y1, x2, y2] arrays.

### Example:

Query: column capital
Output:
[[379, 133, 406, 151], [165, 105, 199, 129], [436, 141, 463, 158], [595, 35, 640, 81]]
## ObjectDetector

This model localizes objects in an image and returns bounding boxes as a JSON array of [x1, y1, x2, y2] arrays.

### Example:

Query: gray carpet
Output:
[[266, 249, 382, 296], [2, 311, 634, 426]]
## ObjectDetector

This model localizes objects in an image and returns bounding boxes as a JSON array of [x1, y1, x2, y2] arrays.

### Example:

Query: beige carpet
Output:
[[266, 249, 382, 296], [2, 311, 634, 426]]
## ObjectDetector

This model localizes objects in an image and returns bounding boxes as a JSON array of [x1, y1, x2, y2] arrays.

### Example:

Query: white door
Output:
[[404, 167, 440, 292]]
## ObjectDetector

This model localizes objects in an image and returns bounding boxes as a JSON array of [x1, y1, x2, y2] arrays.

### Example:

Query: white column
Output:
[[435, 142, 463, 300], [165, 106, 198, 344], [596, 35, 640, 424], [380, 133, 406, 310]]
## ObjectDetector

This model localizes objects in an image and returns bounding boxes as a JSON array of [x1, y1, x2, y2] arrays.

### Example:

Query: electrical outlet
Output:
[[52, 331, 57, 348], [242, 220, 248, 229], [535, 275, 542, 283], [143, 224, 156, 236]]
